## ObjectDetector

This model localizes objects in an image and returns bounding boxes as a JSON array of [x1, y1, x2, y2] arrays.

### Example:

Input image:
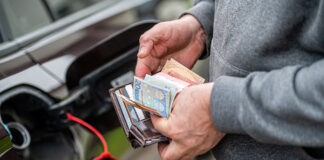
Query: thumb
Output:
[[135, 59, 152, 79], [151, 114, 171, 137], [138, 40, 153, 58]]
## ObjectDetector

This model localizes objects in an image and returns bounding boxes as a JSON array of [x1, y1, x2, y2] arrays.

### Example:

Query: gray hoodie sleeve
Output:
[[181, 0, 215, 59], [211, 59, 324, 146]]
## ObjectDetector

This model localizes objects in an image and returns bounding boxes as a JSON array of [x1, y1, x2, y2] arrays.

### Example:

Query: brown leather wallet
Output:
[[109, 84, 169, 148]]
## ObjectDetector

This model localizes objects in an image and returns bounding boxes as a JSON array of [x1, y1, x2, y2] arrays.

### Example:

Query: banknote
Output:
[[153, 72, 190, 90], [144, 74, 178, 114], [133, 77, 171, 117], [161, 59, 205, 84], [119, 59, 205, 118], [117, 93, 163, 117], [125, 84, 145, 120]]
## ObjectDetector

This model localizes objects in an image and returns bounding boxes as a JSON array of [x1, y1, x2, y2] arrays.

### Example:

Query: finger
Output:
[[138, 37, 154, 58], [135, 59, 152, 79], [158, 142, 169, 156], [161, 141, 184, 160], [170, 92, 181, 112], [151, 114, 172, 137]]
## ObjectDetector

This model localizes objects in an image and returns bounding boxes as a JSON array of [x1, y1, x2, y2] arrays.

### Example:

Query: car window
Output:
[[45, 0, 104, 20], [2, 0, 52, 39]]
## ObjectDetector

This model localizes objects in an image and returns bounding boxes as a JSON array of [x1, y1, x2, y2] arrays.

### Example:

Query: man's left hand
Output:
[[151, 83, 225, 160]]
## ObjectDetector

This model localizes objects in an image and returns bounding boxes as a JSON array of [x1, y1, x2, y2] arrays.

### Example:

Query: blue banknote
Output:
[[144, 74, 177, 115], [133, 77, 170, 117]]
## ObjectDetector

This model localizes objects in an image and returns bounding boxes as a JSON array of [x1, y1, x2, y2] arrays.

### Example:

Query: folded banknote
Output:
[[116, 58, 205, 118]]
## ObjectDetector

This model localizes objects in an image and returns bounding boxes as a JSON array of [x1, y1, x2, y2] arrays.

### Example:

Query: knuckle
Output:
[[139, 34, 148, 43]]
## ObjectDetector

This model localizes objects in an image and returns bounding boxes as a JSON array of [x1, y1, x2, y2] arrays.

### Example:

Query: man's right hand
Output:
[[135, 15, 206, 78]]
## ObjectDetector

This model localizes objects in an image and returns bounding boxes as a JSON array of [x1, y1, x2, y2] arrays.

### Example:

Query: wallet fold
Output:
[[109, 84, 169, 148]]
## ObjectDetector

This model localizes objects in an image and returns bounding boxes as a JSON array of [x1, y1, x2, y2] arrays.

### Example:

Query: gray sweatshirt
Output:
[[185, 0, 324, 159]]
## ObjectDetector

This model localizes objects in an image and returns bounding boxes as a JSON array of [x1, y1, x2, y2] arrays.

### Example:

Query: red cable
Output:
[[67, 112, 116, 160]]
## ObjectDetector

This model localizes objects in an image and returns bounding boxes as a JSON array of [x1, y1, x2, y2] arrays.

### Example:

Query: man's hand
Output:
[[135, 15, 206, 78], [151, 83, 225, 160]]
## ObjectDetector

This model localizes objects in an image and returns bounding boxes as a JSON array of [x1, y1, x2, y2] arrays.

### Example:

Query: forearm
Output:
[[210, 58, 324, 146]]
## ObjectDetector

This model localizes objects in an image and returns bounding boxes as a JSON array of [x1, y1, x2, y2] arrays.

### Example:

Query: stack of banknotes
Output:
[[117, 59, 205, 118]]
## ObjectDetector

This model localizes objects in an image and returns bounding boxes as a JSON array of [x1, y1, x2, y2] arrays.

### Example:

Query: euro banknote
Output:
[[117, 59, 205, 118], [144, 74, 178, 115], [133, 76, 171, 117], [162, 59, 205, 84]]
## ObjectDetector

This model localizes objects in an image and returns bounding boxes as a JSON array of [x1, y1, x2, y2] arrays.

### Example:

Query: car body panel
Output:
[[0, 50, 35, 77], [0, 0, 149, 100], [0, 0, 121, 57], [27, 0, 147, 63], [0, 65, 63, 96]]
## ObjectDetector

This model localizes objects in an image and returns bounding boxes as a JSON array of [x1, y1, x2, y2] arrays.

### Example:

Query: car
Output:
[[0, 0, 159, 159]]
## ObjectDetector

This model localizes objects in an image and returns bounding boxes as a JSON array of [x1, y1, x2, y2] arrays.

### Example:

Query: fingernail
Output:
[[138, 46, 147, 58]]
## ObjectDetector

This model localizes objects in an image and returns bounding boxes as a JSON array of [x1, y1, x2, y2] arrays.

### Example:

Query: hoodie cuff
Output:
[[210, 76, 246, 134], [180, 1, 214, 59]]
